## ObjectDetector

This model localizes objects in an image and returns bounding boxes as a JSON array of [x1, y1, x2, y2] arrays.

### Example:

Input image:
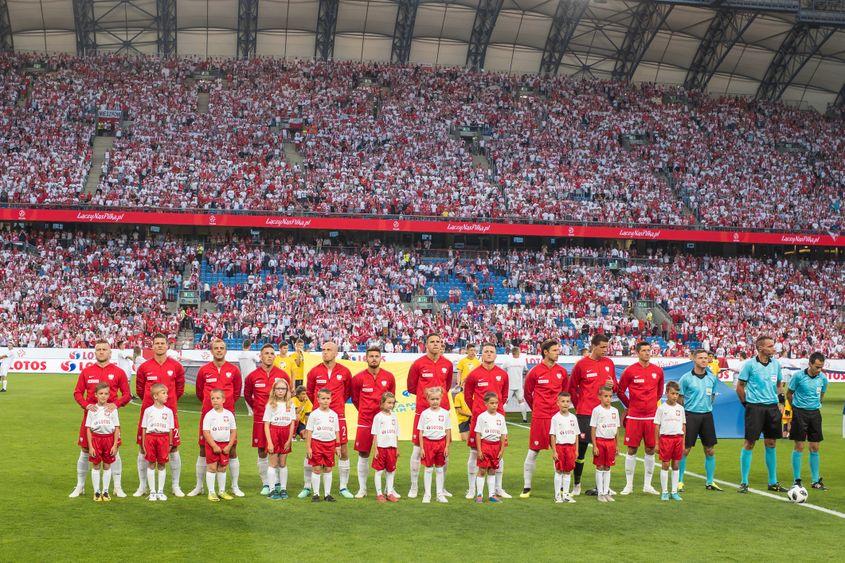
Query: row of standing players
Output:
[[70, 332, 830, 503]]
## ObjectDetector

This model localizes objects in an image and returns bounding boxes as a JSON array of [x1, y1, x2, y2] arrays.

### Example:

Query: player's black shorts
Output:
[[576, 414, 592, 444], [458, 420, 470, 433], [789, 407, 823, 442], [744, 403, 781, 441], [296, 422, 306, 436], [685, 411, 717, 448]]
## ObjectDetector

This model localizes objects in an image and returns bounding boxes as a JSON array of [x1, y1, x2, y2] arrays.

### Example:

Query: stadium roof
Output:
[[2, 0, 844, 110]]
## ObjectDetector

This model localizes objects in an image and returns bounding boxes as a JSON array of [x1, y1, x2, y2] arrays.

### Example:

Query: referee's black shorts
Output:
[[789, 407, 823, 442], [684, 411, 717, 449], [744, 402, 781, 441], [576, 414, 592, 444]]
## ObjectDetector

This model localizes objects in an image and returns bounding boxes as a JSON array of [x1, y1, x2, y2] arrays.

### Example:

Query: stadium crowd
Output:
[[1, 53, 842, 231], [0, 221, 839, 358]]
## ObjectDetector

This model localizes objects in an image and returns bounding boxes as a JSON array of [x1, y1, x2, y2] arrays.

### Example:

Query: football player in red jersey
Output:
[[300, 341, 354, 498], [350, 346, 396, 498], [133, 333, 186, 497], [463, 343, 510, 499], [569, 334, 617, 495], [519, 339, 567, 498], [69, 339, 130, 498], [406, 333, 453, 498], [617, 341, 664, 495], [187, 339, 243, 497], [244, 343, 291, 495]]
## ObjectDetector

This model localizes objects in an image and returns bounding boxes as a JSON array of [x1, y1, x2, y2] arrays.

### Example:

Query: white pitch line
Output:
[[506, 420, 845, 520]]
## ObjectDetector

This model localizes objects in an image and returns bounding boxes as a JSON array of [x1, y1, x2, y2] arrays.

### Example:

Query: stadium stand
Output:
[[1, 54, 841, 232]]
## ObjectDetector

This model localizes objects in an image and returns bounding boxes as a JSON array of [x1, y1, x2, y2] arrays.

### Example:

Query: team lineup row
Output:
[[71, 332, 830, 504]]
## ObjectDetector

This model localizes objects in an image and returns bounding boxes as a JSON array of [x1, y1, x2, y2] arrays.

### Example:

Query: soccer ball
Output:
[[787, 485, 808, 504]]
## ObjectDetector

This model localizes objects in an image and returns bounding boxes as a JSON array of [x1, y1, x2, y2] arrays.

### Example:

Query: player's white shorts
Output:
[[508, 388, 524, 402]]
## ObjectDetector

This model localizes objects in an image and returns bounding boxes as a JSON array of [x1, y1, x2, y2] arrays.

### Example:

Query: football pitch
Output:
[[2, 374, 843, 562]]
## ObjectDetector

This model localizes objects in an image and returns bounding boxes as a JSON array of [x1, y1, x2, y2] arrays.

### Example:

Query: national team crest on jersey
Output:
[[167, 370, 173, 376], [556, 373, 561, 379], [336, 375, 342, 381], [226, 372, 232, 378], [108, 374, 114, 380], [381, 381, 387, 386], [605, 366, 610, 372], [496, 376, 501, 381], [651, 373, 657, 379]]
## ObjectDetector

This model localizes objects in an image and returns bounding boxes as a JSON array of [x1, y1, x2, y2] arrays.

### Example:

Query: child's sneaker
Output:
[[269, 489, 281, 500], [597, 495, 608, 503], [562, 494, 576, 503], [219, 491, 234, 501], [208, 493, 220, 502], [386, 494, 399, 503], [661, 492, 670, 501], [298, 488, 312, 499], [94, 492, 102, 502], [436, 495, 448, 503], [279, 489, 289, 500], [554, 492, 563, 504], [324, 495, 336, 503], [148, 493, 158, 502], [377, 494, 387, 503], [488, 496, 501, 503], [101, 492, 111, 502], [606, 494, 615, 502], [475, 495, 484, 504], [670, 493, 683, 501], [158, 493, 168, 501], [260, 485, 271, 496], [311, 494, 322, 502], [421, 494, 431, 504]]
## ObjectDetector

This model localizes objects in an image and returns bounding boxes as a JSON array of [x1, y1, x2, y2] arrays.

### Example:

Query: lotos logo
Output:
[[618, 229, 661, 239], [61, 361, 77, 372], [402, 390, 410, 397], [69, 351, 82, 359]]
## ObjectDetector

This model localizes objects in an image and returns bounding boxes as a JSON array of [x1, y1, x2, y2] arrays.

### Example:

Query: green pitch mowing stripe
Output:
[[1, 373, 843, 561]]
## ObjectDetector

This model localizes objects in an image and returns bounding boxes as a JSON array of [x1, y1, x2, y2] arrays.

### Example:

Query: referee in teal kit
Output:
[[788, 352, 829, 490], [736, 336, 787, 493]]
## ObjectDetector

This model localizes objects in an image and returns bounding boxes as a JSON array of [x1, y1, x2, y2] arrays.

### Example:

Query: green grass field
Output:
[[2, 374, 843, 561]]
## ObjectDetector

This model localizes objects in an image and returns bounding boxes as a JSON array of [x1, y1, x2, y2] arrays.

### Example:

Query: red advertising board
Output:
[[2, 207, 841, 247]]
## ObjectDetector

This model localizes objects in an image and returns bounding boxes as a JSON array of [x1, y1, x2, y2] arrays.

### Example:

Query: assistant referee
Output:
[[736, 336, 787, 493], [677, 349, 722, 492]]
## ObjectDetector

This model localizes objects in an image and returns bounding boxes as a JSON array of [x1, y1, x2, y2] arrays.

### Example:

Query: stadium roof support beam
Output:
[[315, 0, 339, 60], [72, 0, 97, 56], [156, 0, 177, 57], [539, 0, 588, 75], [834, 81, 845, 108], [0, 0, 12, 52], [612, 1, 673, 82], [755, 23, 836, 100], [390, 0, 420, 64], [466, 0, 504, 71], [236, 0, 259, 59], [684, 8, 756, 91]]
